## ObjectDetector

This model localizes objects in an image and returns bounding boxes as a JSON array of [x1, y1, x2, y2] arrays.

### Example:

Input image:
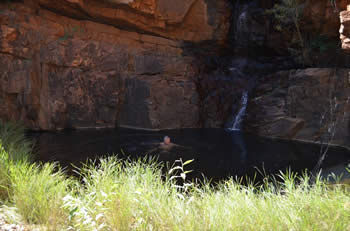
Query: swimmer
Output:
[[163, 136, 171, 145]]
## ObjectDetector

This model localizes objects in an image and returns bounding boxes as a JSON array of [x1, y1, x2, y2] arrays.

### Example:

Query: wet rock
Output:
[[246, 68, 350, 148]]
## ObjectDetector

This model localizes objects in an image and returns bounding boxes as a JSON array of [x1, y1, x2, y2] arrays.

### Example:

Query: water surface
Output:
[[29, 128, 350, 182]]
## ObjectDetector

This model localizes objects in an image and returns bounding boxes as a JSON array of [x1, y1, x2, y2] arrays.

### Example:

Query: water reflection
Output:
[[28, 128, 350, 182], [231, 131, 247, 163]]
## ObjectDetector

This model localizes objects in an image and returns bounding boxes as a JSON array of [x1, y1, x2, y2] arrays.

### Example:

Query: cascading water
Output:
[[227, 91, 249, 162], [230, 91, 248, 131]]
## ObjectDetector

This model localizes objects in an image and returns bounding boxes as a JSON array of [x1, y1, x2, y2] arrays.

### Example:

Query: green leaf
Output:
[[69, 206, 78, 220], [168, 166, 183, 174], [183, 159, 194, 166]]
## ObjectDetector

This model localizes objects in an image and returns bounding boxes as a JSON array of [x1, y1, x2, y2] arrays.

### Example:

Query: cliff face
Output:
[[1, 0, 350, 149], [242, 3, 350, 147], [196, 0, 350, 130], [245, 68, 350, 148], [0, 0, 231, 130]]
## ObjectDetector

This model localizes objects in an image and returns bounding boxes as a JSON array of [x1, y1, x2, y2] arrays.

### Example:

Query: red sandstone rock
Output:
[[0, 0, 349, 133], [37, 0, 230, 42], [0, 0, 230, 130]]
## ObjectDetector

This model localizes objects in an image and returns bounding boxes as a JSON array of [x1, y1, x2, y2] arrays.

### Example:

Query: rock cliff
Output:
[[245, 68, 350, 148], [0, 0, 230, 130], [1, 0, 350, 150], [243, 2, 350, 147]]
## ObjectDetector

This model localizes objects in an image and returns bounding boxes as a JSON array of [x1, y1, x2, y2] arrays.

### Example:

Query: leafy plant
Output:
[[268, 0, 305, 45], [267, 0, 307, 64]]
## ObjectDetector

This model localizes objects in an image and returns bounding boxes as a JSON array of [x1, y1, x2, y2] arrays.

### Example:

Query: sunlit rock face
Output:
[[36, 0, 230, 42], [0, 0, 231, 130], [340, 7, 350, 53]]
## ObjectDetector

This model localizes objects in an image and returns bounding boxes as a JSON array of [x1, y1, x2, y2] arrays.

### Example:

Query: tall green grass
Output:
[[9, 162, 71, 228], [0, 122, 349, 230], [0, 122, 71, 229], [61, 159, 350, 231], [0, 122, 33, 162], [0, 122, 33, 201], [0, 143, 11, 200]]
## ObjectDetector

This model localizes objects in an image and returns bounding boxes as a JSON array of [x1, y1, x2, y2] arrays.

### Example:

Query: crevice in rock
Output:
[[0, 51, 30, 60]]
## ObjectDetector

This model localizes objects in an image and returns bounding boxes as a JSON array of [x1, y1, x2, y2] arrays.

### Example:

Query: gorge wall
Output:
[[245, 68, 350, 148], [1, 0, 350, 148], [242, 1, 350, 148], [0, 0, 231, 130]]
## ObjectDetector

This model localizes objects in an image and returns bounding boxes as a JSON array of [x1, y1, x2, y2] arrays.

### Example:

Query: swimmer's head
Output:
[[163, 136, 171, 145]]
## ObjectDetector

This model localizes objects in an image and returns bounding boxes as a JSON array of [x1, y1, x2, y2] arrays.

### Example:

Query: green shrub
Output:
[[267, 0, 308, 64], [267, 0, 305, 45]]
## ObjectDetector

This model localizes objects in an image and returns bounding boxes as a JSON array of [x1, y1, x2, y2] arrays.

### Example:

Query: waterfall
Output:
[[230, 91, 248, 131]]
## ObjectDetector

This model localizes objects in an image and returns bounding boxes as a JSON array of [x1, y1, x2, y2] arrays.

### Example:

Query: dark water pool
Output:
[[29, 128, 350, 182]]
